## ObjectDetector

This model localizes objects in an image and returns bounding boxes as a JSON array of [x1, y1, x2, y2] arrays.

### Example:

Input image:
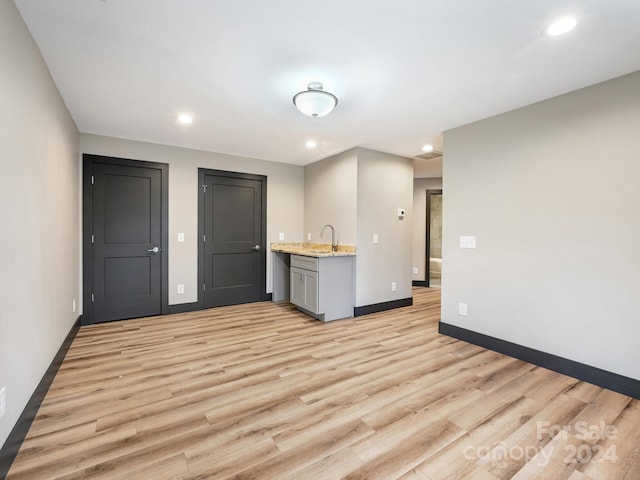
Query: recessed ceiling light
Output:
[[305, 140, 317, 149], [422, 144, 434, 152], [546, 17, 577, 36], [178, 113, 193, 124]]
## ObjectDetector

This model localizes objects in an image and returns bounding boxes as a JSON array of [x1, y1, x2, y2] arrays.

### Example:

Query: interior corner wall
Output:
[[412, 177, 443, 282], [442, 71, 640, 380], [79, 134, 305, 304], [0, 1, 80, 448], [356, 148, 414, 307], [303, 149, 358, 246]]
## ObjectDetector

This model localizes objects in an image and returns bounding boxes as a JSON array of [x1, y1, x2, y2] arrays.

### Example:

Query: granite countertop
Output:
[[270, 242, 356, 257]]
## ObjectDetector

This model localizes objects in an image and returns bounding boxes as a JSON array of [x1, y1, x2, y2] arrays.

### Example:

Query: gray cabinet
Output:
[[291, 265, 318, 313], [290, 254, 354, 321]]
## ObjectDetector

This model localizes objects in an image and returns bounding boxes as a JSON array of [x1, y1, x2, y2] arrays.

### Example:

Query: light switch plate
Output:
[[177, 284, 185, 295], [413, 267, 419, 274], [278, 232, 285, 241], [373, 234, 379, 244], [177, 232, 185, 242], [0, 387, 6, 419], [459, 236, 476, 249], [459, 303, 468, 316]]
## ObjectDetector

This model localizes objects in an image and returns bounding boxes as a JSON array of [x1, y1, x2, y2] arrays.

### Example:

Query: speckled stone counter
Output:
[[270, 242, 356, 257]]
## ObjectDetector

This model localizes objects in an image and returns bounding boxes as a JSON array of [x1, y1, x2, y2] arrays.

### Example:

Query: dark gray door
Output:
[[85, 157, 166, 323], [202, 173, 265, 308]]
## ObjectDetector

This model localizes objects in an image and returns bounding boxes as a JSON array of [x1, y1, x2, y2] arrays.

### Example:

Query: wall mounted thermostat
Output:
[[397, 208, 405, 218]]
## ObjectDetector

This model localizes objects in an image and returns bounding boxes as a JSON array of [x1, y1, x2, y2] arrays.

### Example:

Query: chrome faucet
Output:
[[320, 224, 338, 252]]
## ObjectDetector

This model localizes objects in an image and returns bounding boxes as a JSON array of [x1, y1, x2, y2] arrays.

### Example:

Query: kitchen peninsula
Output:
[[271, 242, 356, 321]]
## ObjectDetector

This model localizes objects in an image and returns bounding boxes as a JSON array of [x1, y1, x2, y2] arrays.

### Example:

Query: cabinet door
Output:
[[290, 267, 319, 313], [290, 267, 305, 307], [302, 269, 318, 313]]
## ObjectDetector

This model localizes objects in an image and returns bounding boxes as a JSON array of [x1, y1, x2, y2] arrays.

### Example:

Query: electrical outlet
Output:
[[0, 387, 6, 419], [413, 267, 419, 274], [391, 282, 397, 291], [307, 233, 312, 241], [177, 284, 185, 295], [278, 232, 285, 241], [459, 303, 468, 316], [459, 236, 476, 249]]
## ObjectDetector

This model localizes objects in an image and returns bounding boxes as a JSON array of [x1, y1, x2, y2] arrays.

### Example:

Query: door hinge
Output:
[[202, 184, 207, 193], [203, 284, 206, 291], [91, 175, 94, 185], [91, 234, 94, 244], [203, 234, 206, 243], [91, 293, 95, 302]]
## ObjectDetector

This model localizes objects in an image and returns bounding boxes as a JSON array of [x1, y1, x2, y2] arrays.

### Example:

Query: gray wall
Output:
[[304, 147, 414, 307], [80, 134, 305, 304], [412, 178, 443, 282], [0, 1, 80, 448], [356, 148, 414, 306], [442, 71, 640, 380], [304, 149, 358, 245]]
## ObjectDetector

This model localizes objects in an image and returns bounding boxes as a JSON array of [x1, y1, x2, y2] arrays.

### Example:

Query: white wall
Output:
[[0, 1, 79, 448], [412, 178, 443, 282], [304, 149, 358, 246], [356, 148, 414, 307], [442, 71, 640, 380], [80, 134, 304, 304]]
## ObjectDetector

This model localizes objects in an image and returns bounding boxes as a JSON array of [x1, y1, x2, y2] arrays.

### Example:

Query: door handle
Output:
[[147, 246, 160, 253], [251, 245, 261, 251]]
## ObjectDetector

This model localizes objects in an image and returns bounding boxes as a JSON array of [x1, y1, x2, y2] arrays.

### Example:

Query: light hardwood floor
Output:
[[7, 288, 639, 479]]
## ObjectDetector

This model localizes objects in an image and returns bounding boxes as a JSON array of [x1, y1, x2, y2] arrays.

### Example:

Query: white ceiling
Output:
[[14, 0, 640, 168]]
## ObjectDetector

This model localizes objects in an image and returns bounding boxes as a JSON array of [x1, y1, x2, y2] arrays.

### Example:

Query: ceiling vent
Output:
[[415, 150, 443, 160]]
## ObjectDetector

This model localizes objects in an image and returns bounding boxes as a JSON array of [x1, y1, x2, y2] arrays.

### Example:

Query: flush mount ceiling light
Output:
[[293, 82, 338, 118], [177, 113, 193, 124], [422, 144, 434, 152], [305, 139, 317, 149], [546, 17, 577, 36]]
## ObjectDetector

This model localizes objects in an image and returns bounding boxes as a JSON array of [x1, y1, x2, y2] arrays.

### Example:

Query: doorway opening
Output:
[[425, 189, 443, 288]]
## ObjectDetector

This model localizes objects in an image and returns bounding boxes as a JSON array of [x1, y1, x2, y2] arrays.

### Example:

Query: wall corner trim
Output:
[[439, 322, 640, 400], [0, 316, 81, 479]]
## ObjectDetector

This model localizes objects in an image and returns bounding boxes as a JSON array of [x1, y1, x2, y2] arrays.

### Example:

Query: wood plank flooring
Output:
[[7, 288, 639, 479]]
